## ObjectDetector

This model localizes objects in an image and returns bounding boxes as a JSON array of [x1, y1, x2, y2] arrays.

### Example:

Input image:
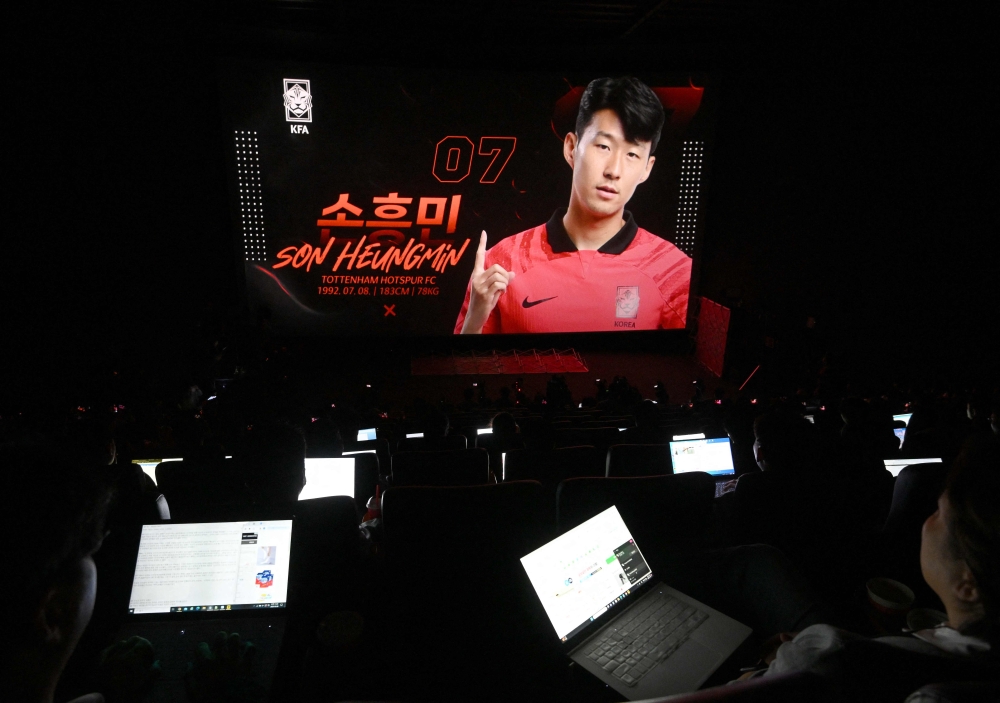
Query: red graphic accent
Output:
[[432, 136, 474, 183], [416, 197, 447, 226], [318, 193, 364, 227], [478, 137, 517, 183], [695, 297, 730, 377], [551, 85, 704, 140], [384, 304, 396, 317], [447, 195, 461, 234]]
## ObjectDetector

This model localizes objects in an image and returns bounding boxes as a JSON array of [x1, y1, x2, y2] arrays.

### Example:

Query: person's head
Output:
[[752, 410, 813, 473], [490, 412, 518, 437], [564, 77, 664, 220], [244, 420, 306, 504], [7, 444, 113, 702], [921, 437, 1000, 632], [419, 408, 450, 438], [634, 399, 661, 430]]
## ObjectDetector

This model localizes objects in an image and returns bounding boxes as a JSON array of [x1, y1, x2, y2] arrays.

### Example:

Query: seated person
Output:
[[7, 444, 113, 703], [754, 436, 1000, 702], [242, 420, 307, 505]]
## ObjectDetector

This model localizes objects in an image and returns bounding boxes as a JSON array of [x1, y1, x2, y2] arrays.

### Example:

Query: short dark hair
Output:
[[945, 436, 1000, 627], [576, 77, 665, 154]]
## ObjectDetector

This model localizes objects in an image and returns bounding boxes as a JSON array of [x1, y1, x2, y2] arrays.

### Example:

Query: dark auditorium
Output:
[[7, 2, 999, 702]]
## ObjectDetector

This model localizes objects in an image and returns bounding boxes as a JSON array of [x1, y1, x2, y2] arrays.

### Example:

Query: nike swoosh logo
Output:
[[522, 295, 558, 308]]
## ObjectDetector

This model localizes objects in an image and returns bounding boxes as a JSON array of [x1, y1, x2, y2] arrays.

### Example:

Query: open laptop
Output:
[[115, 519, 294, 701], [521, 506, 751, 699], [132, 457, 182, 484], [883, 457, 942, 477], [668, 438, 735, 477], [356, 427, 378, 441]]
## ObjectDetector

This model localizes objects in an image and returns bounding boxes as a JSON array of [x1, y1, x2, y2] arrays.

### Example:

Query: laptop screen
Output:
[[521, 505, 653, 642], [300, 457, 355, 500], [405, 432, 424, 438], [132, 457, 182, 484], [883, 458, 942, 477], [477, 428, 493, 435], [128, 519, 293, 614], [356, 428, 377, 441], [672, 433, 705, 440], [343, 449, 376, 456], [669, 438, 735, 476], [893, 413, 913, 426]]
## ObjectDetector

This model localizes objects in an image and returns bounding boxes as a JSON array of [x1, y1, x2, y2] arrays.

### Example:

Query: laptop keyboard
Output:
[[583, 592, 708, 687]]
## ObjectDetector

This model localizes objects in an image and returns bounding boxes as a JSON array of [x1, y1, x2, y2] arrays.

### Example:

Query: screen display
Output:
[[132, 457, 182, 485], [893, 413, 913, 426], [128, 520, 293, 614], [356, 428, 377, 441], [219, 62, 714, 336], [669, 437, 735, 476], [521, 505, 652, 641], [300, 457, 355, 500], [883, 458, 942, 477]]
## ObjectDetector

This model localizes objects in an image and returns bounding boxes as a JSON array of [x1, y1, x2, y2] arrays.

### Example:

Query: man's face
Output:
[[564, 109, 655, 219]]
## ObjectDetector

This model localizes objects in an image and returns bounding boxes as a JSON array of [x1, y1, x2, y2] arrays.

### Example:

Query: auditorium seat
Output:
[[155, 455, 239, 520], [880, 461, 948, 606], [390, 448, 489, 486], [606, 443, 672, 477], [378, 481, 560, 697], [351, 451, 380, 509], [553, 426, 622, 451], [503, 445, 603, 486], [395, 434, 467, 452], [556, 473, 716, 570]]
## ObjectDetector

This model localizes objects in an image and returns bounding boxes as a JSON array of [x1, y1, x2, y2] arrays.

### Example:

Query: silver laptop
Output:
[[521, 506, 750, 699], [301, 457, 355, 500], [115, 519, 294, 701], [669, 438, 736, 478]]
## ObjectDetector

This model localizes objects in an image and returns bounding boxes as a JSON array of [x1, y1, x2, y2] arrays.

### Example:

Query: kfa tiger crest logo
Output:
[[282, 79, 312, 123], [616, 286, 640, 318]]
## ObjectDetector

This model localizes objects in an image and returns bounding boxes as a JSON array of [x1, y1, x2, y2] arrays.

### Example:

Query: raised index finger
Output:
[[474, 230, 487, 273]]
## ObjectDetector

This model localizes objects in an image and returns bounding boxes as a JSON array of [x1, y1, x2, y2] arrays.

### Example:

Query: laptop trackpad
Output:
[[635, 639, 724, 699]]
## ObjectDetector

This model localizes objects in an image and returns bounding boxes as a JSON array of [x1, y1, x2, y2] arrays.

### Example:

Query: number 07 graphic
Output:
[[432, 136, 516, 184]]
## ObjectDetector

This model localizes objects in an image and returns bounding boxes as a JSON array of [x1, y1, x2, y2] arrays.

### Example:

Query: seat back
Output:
[[380, 481, 557, 695], [503, 446, 603, 485], [390, 448, 489, 486], [351, 452, 380, 508], [606, 443, 672, 477], [554, 426, 622, 450], [396, 434, 468, 452], [155, 456, 241, 520], [556, 473, 716, 568]]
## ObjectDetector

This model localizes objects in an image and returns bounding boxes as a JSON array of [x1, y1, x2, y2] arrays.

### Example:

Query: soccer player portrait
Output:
[[454, 76, 692, 334]]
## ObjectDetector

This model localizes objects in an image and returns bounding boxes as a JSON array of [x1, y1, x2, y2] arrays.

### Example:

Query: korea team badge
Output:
[[616, 286, 640, 318], [282, 79, 313, 122]]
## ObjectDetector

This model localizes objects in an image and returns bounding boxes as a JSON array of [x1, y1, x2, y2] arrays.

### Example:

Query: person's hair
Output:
[[490, 412, 518, 436], [6, 443, 113, 633], [752, 410, 813, 471], [576, 77, 665, 154], [944, 436, 1000, 627], [419, 409, 450, 438], [244, 420, 306, 501]]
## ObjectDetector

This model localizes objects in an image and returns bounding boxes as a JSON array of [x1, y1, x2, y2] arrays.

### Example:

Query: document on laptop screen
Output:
[[128, 520, 293, 614], [669, 438, 735, 476], [300, 458, 354, 500], [521, 506, 652, 641]]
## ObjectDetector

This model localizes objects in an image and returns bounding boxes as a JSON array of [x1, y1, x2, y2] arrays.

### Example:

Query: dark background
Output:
[[4, 1, 995, 408]]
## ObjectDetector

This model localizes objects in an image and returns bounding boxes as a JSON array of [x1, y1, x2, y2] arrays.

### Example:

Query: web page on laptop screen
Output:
[[300, 458, 355, 500], [128, 520, 293, 614], [669, 438, 735, 476], [521, 506, 653, 642]]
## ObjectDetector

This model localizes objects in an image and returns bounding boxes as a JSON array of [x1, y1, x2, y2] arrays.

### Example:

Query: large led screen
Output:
[[219, 62, 715, 336]]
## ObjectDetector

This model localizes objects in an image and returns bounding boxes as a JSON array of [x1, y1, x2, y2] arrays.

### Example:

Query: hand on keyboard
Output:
[[95, 635, 161, 703], [184, 631, 266, 702]]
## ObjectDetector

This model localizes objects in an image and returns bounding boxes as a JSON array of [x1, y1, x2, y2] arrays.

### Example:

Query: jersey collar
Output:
[[545, 208, 638, 255]]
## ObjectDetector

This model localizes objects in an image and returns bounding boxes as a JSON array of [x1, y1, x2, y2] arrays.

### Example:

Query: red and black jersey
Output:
[[454, 209, 692, 334]]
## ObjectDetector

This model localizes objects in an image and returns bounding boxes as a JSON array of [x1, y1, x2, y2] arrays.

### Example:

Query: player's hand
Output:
[[184, 631, 265, 702], [461, 231, 515, 334], [94, 635, 161, 703]]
